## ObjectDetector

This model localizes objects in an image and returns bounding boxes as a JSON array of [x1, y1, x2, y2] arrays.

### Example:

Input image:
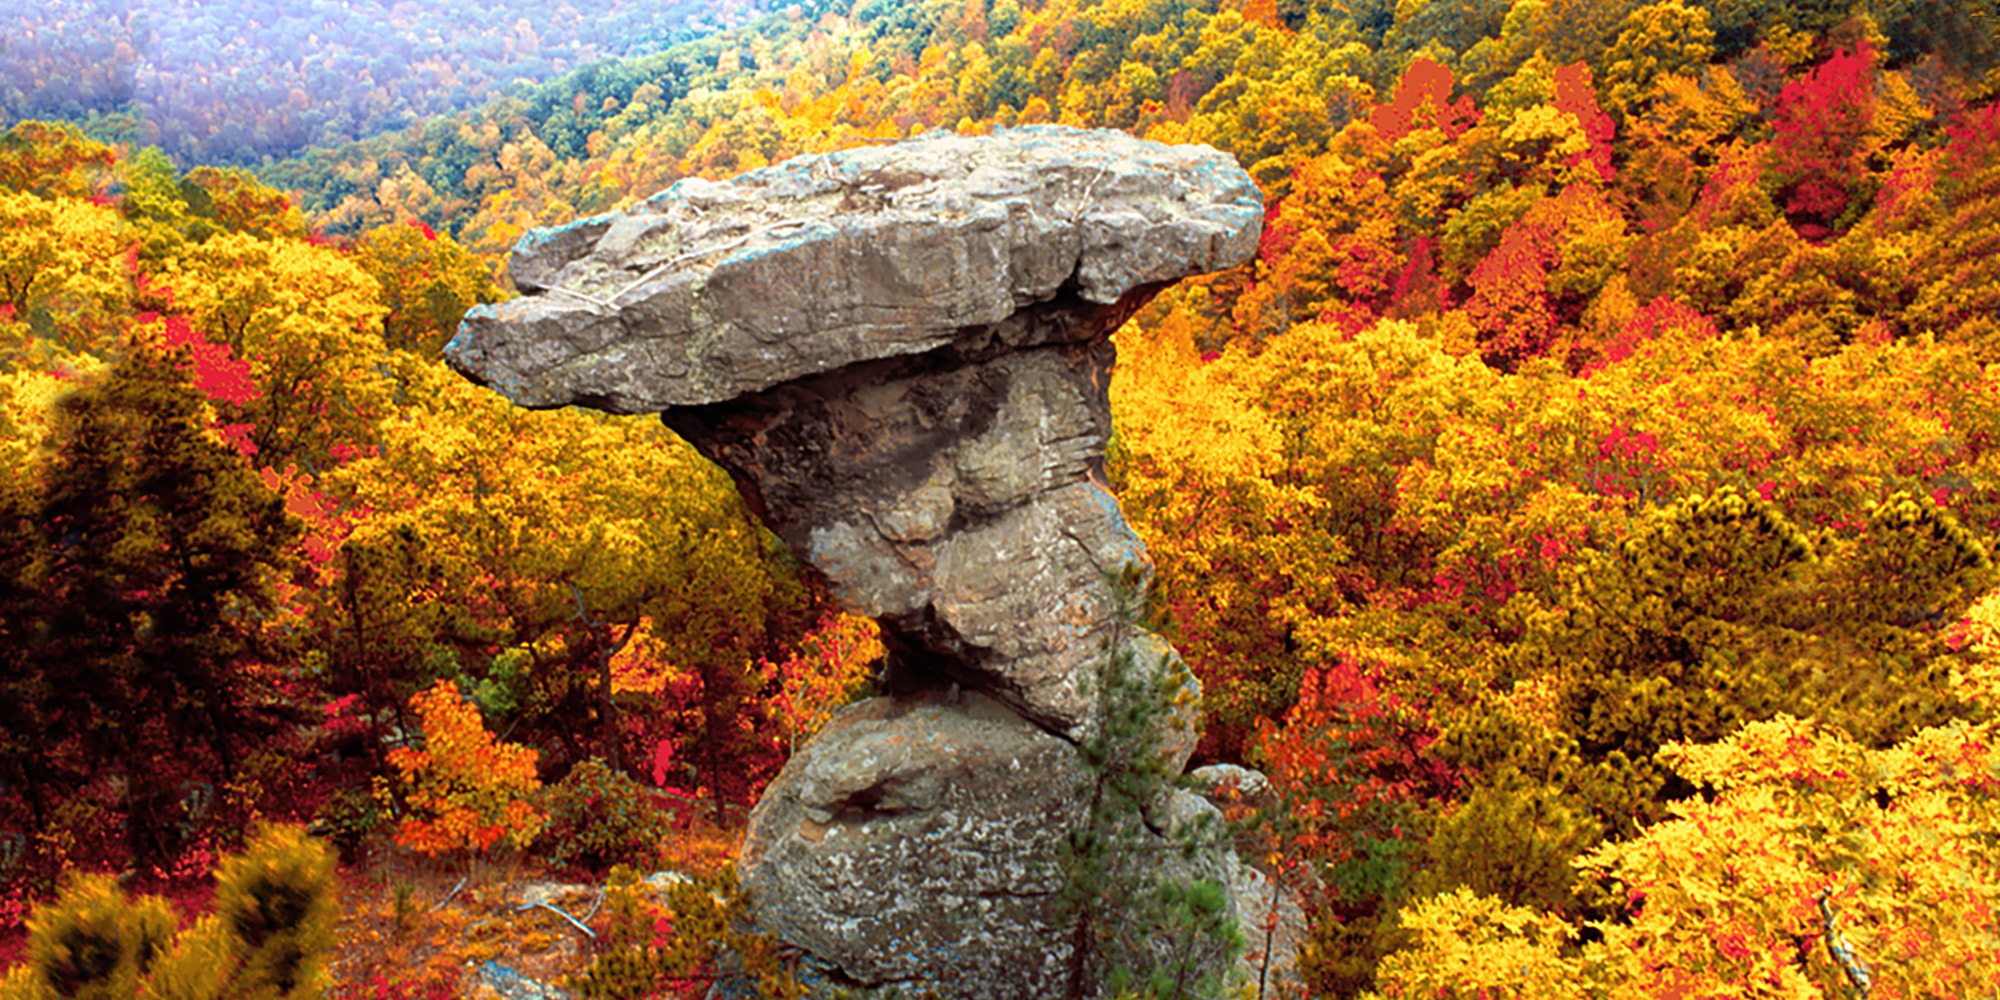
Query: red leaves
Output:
[[145, 311, 262, 410], [1585, 297, 1718, 374], [1388, 235, 1441, 315], [1467, 188, 1599, 367], [1257, 201, 1297, 265], [650, 738, 677, 787], [1553, 63, 1616, 184], [1467, 215, 1562, 365], [1599, 425, 1659, 460], [1593, 423, 1669, 501], [1767, 43, 1878, 232], [259, 464, 350, 565], [323, 693, 372, 740], [1946, 100, 2000, 173], [135, 282, 363, 569], [1255, 659, 1455, 878], [1537, 533, 1571, 567], [650, 912, 678, 951]]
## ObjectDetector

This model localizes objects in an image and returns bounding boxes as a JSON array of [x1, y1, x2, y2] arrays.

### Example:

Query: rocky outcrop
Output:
[[743, 690, 1090, 990], [448, 126, 1256, 743], [449, 127, 1259, 412], [446, 126, 1271, 998]]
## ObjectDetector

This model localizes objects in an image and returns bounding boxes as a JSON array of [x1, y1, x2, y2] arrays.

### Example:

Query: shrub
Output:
[[566, 866, 800, 999], [213, 824, 340, 998], [0, 824, 338, 1000], [539, 759, 673, 872], [387, 680, 545, 857], [313, 784, 386, 855]]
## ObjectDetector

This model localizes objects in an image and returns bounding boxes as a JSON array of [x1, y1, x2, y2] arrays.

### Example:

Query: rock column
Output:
[[446, 126, 1264, 998]]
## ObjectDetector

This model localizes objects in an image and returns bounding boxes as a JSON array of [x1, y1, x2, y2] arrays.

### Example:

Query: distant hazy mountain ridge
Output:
[[0, 0, 770, 165]]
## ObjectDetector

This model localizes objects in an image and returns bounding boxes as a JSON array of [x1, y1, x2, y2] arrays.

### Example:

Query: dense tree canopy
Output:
[[1, 0, 771, 165], [4, 0, 2000, 993]]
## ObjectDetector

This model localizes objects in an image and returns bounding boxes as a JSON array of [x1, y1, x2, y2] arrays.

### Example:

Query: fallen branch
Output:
[[432, 875, 467, 911], [515, 900, 598, 939]]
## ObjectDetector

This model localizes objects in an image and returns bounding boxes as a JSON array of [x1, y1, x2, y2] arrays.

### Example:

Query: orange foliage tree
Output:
[[758, 613, 883, 754], [387, 680, 546, 856]]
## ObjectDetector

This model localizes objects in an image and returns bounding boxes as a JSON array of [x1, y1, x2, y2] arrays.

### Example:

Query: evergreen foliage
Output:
[[1416, 486, 1995, 913], [211, 824, 341, 1000], [1059, 565, 1242, 999], [564, 866, 801, 999], [2, 344, 299, 866], [0, 825, 337, 1000]]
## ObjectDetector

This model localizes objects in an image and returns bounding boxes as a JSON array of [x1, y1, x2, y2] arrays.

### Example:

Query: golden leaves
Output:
[[0, 188, 132, 353], [1378, 716, 2000, 997]]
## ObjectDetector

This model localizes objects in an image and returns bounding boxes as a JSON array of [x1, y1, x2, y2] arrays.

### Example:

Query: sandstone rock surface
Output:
[[742, 690, 1090, 992], [447, 126, 1260, 412], [446, 126, 1271, 998], [746, 692, 1254, 998]]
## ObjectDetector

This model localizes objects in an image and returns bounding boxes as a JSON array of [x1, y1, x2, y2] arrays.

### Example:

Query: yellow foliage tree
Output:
[[1601, 0, 1716, 118], [0, 190, 132, 361], [158, 232, 392, 468], [759, 613, 884, 752], [349, 221, 503, 358], [1372, 713, 2000, 998]]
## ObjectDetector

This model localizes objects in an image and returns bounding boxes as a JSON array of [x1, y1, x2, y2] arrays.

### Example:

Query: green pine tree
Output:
[[1060, 564, 1243, 1000], [0, 825, 336, 1000], [25, 344, 301, 865]]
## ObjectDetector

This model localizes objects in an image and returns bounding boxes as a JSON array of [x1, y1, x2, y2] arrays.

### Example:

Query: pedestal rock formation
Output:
[[445, 125, 1268, 997]]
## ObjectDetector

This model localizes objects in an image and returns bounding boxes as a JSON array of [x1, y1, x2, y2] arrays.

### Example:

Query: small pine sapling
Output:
[[565, 865, 801, 999], [1061, 564, 1243, 999], [14, 875, 175, 1000], [213, 823, 340, 999]]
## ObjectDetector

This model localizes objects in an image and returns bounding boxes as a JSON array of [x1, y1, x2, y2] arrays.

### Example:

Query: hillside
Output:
[[4, 0, 2000, 996], [0, 0, 770, 166]]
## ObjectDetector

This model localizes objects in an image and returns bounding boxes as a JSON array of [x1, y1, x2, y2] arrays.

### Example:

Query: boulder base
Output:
[[742, 691, 1088, 996]]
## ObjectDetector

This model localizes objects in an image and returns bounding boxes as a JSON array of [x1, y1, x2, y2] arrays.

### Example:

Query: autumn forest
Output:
[[4, 0, 2000, 996]]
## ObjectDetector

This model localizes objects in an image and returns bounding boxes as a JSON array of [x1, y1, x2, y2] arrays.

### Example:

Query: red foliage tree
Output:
[[1766, 43, 1878, 235], [1553, 63, 1616, 184], [1254, 659, 1456, 897]]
